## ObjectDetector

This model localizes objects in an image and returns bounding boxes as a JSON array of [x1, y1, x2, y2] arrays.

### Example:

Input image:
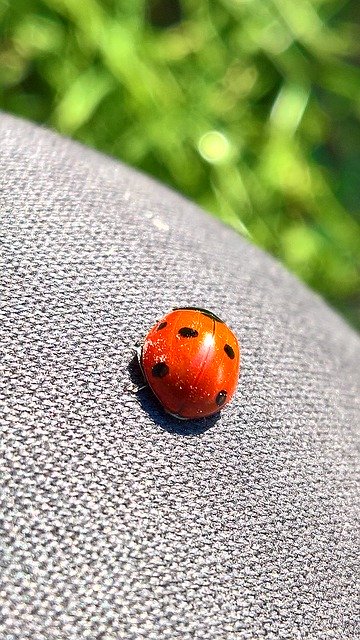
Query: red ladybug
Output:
[[139, 307, 240, 420]]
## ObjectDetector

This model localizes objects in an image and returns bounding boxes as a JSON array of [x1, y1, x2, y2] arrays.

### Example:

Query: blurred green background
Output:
[[1, 0, 360, 328]]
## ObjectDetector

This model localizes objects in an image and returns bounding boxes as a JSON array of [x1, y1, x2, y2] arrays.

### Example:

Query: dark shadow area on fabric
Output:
[[128, 353, 219, 436]]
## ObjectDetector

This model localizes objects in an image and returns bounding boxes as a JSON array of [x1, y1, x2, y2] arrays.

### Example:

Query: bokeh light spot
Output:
[[198, 131, 230, 164]]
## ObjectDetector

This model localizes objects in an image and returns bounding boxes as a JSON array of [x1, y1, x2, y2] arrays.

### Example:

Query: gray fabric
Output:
[[0, 112, 359, 640]]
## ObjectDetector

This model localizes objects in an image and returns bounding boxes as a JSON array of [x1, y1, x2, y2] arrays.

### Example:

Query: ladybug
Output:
[[139, 307, 240, 420]]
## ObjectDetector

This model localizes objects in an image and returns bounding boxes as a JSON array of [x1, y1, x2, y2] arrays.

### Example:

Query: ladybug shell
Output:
[[140, 307, 240, 419]]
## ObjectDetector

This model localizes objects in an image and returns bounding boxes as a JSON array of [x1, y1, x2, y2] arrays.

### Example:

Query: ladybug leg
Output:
[[134, 344, 148, 391], [125, 381, 148, 394], [127, 345, 148, 394], [135, 344, 144, 368], [136, 383, 148, 392]]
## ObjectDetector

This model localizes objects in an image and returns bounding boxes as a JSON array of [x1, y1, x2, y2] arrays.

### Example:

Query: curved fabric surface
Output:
[[0, 113, 359, 640]]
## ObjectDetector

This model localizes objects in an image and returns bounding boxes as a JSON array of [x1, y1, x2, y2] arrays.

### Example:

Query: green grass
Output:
[[1, 0, 359, 328]]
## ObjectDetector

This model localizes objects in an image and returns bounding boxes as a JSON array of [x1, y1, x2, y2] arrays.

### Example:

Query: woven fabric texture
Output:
[[0, 113, 359, 640]]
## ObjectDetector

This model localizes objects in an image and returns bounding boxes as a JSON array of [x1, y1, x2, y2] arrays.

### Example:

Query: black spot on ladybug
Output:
[[173, 306, 224, 323], [216, 390, 227, 407], [178, 327, 198, 338], [152, 362, 169, 378], [157, 321, 167, 331], [224, 344, 235, 359]]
